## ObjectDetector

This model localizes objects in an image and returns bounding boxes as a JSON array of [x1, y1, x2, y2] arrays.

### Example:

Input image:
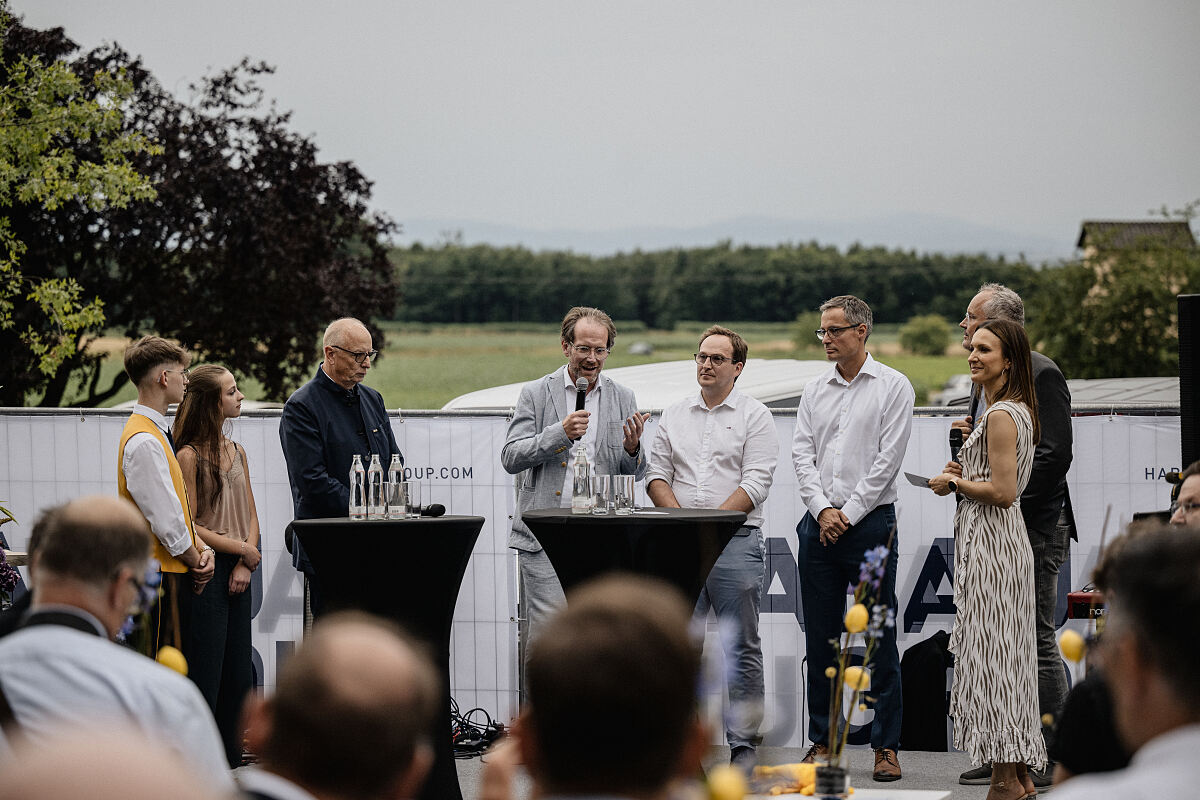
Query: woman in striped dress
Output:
[[930, 319, 1047, 800]]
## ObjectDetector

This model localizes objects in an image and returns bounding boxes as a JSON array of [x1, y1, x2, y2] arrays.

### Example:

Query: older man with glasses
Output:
[[501, 307, 649, 657], [279, 317, 401, 619]]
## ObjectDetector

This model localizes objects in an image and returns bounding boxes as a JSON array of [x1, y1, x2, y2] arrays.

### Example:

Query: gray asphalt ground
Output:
[[455, 746, 1050, 799]]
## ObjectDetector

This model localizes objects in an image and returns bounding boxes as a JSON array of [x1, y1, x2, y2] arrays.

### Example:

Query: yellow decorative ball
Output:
[[824, 666, 838, 679], [844, 603, 869, 633], [156, 645, 188, 676], [858, 703, 868, 712], [708, 764, 747, 800], [1042, 713, 1055, 727], [1059, 630, 1086, 662], [843, 665, 871, 690]]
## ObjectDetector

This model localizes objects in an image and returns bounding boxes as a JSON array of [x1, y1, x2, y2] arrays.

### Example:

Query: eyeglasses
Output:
[[569, 344, 611, 359], [814, 324, 862, 340], [694, 353, 733, 367], [1170, 501, 1200, 516], [331, 345, 379, 365], [164, 368, 190, 380]]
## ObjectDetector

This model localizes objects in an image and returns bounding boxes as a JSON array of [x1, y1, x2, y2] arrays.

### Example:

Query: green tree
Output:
[[1, 21, 397, 406], [899, 314, 953, 356], [1028, 203, 1200, 378], [0, 7, 158, 385]]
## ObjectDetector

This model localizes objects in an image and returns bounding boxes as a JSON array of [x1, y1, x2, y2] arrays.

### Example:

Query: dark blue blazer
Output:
[[279, 366, 401, 572]]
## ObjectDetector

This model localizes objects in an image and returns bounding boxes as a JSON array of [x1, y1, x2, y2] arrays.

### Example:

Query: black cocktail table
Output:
[[293, 515, 484, 800], [521, 507, 747, 601]]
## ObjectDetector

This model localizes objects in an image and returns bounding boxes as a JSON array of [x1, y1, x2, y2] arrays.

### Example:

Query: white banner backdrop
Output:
[[0, 410, 1182, 747]]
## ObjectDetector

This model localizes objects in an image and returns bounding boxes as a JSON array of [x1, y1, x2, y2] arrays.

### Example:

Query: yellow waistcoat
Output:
[[117, 414, 197, 573]]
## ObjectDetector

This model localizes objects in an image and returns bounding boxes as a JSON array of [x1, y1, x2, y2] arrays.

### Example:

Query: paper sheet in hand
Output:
[[904, 471, 932, 488]]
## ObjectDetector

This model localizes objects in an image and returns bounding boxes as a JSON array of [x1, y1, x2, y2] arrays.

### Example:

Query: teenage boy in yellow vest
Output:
[[117, 336, 215, 653]]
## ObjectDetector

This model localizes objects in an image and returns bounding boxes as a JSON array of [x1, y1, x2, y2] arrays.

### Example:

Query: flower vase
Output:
[[815, 763, 849, 799]]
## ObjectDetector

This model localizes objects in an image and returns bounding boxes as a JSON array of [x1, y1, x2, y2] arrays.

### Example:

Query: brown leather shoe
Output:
[[873, 748, 902, 781], [801, 743, 830, 764]]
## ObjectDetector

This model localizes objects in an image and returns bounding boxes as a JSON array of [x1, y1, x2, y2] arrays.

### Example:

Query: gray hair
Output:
[[978, 283, 1025, 326], [819, 295, 873, 337], [322, 317, 370, 348]]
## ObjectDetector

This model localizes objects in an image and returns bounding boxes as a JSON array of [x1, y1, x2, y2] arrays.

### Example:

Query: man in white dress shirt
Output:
[[1053, 527, 1200, 800], [117, 336, 214, 653], [0, 496, 233, 793], [646, 325, 778, 771], [792, 295, 914, 782]]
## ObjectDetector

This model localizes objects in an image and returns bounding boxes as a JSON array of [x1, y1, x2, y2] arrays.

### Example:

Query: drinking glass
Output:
[[590, 474, 611, 515], [404, 481, 421, 519], [613, 474, 635, 515]]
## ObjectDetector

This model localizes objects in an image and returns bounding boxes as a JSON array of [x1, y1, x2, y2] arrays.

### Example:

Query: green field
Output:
[[66, 321, 970, 409]]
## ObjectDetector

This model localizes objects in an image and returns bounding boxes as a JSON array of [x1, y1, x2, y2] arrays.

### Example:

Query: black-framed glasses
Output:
[[1170, 500, 1200, 516], [694, 353, 731, 366], [569, 344, 611, 359], [331, 345, 379, 365], [814, 324, 862, 341]]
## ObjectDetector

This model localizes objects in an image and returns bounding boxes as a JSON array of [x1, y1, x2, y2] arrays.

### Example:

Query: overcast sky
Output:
[[18, 1, 1200, 256]]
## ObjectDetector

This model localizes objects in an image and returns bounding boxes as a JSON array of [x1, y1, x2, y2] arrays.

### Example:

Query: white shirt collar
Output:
[[828, 351, 882, 386], [689, 386, 741, 411], [131, 403, 170, 433], [236, 767, 321, 800]]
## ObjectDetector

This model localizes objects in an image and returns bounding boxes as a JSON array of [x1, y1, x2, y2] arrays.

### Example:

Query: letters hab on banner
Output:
[[0, 410, 1180, 747]]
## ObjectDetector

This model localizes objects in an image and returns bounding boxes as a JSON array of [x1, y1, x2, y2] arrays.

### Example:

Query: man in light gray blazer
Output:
[[501, 307, 649, 646]]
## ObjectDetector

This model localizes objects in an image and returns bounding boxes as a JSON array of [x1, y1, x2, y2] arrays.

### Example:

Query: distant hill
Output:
[[395, 213, 1071, 264]]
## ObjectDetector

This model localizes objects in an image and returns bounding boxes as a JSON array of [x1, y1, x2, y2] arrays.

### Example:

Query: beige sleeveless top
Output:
[[189, 443, 253, 542]]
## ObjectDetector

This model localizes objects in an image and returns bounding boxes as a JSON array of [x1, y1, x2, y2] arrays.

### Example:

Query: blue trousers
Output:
[[798, 504, 902, 751], [696, 525, 766, 749]]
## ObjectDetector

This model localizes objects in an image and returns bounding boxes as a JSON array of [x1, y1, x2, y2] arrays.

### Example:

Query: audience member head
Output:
[[321, 317, 377, 390], [1170, 460, 1200, 526], [1095, 526, 1200, 753], [245, 611, 438, 800], [521, 574, 704, 799], [962, 282, 1025, 350], [122, 336, 190, 406], [972, 318, 1040, 443], [819, 294, 874, 338], [29, 496, 154, 639], [0, 727, 221, 800], [698, 325, 748, 365]]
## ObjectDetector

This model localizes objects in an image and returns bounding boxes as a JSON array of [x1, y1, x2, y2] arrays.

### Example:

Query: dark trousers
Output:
[[799, 504, 902, 751], [1028, 507, 1070, 740], [148, 571, 192, 657], [185, 553, 253, 767]]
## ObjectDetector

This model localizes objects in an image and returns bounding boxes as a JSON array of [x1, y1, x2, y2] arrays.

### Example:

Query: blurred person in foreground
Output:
[[481, 574, 706, 800], [0, 496, 232, 792], [954, 284, 1074, 789], [501, 307, 649, 647], [279, 317, 401, 620], [931, 319, 1047, 800], [646, 325, 777, 771], [1052, 526, 1200, 800], [237, 612, 438, 800], [0, 728, 228, 800], [1169, 460, 1200, 527]]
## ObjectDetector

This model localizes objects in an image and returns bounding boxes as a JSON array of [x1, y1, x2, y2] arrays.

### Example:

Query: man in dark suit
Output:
[[279, 317, 401, 619], [955, 283, 1075, 786], [238, 612, 438, 800]]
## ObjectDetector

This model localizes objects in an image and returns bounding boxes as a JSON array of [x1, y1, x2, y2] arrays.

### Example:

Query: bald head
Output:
[[32, 496, 152, 586], [323, 317, 371, 349], [251, 612, 438, 800]]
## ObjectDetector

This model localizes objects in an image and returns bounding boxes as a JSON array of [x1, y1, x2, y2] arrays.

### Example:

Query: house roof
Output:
[[1076, 220, 1197, 250]]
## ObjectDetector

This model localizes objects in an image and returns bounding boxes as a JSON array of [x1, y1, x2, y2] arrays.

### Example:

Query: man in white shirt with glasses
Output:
[[501, 307, 649, 649], [793, 295, 914, 782], [646, 325, 778, 772]]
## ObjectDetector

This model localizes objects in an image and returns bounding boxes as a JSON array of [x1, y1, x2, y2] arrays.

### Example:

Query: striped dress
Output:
[[948, 400, 1047, 768]]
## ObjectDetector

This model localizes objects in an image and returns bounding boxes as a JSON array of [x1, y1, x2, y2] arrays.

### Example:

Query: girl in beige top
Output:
[[175, 364, 260, 767]]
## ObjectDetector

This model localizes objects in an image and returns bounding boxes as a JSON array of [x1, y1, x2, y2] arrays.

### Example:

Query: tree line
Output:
[[393, 241, 1039, 329]]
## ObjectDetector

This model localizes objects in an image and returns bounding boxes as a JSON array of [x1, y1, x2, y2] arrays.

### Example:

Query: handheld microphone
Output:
[[949, 427, 963, 464], [574, 376, 588, 412], [418, 503, 446, 518]]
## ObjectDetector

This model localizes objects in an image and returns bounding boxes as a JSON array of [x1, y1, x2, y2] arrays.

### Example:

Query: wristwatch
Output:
[[948, 479, 960, 494]]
